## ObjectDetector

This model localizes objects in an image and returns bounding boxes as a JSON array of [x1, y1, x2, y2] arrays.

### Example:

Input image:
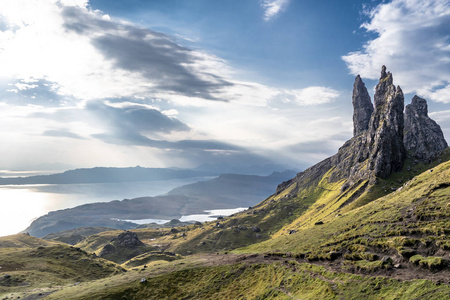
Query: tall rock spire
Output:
[[404, 95, 448, 161], [352, 75, 373, 136], [358, 66, 406, 179], [279, 65, 448, 204]]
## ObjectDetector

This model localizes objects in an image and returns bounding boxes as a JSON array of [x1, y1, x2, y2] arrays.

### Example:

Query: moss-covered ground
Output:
[[44, 257, 449, 300]]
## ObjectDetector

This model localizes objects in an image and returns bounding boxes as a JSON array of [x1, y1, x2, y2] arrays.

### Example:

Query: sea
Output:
[[0, 176, 215, 237]]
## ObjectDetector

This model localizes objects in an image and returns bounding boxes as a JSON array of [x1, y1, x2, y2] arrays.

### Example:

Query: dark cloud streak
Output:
[[42, 130, 86, 140], [85, 101, 189, 134], [93, 132, 240, 151], [62, 6, 233, 100]]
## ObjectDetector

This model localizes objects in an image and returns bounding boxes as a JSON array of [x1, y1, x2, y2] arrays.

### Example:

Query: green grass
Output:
[[409, 255, 447, 270], [235, 159, 450, 266], [122, 252, 182, 268], [45, 260, 450, 300], [0, 234, 125, 299], [1, 151, 449, 299]]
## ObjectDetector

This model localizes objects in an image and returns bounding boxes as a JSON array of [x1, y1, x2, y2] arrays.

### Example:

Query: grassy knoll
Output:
[[0, 234, 125, 299]]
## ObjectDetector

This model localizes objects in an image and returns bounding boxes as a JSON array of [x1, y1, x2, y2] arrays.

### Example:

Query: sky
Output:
[[0, 0, 449, 174]]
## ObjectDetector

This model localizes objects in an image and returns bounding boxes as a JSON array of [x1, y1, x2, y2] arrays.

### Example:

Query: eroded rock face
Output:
[[278, 65, 447, 199], [347, 66, 406, 180], [363, 68, 406, 178], [352, 75, 373, 136], [111, 231, 144, 248], [404, 95, 448, 161]]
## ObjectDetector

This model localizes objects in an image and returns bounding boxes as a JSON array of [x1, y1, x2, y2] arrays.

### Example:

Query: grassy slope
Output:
[[235, 159, 450, 273], [38, 157, 450, 299], [0, 234, 125, 299], [45, 255, 449, 300], [143, 149, 450, 256], [1, 152, 449, 299], [43, 226, 117, 245]]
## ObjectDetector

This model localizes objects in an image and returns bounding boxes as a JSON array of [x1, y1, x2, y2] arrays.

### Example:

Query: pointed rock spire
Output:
[[404, 95, 448, 161], [361, 66, 406, 178], [352, 75, 373, 136], [374, 65, 393, 108]]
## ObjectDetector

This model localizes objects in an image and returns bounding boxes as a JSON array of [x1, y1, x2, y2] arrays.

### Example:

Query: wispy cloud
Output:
[[261, 0, 291, 21], [42, 129, 86, 140], [0, 1, 234, 101], [342, 0, 450, 103], [0, 0, 346, 171]]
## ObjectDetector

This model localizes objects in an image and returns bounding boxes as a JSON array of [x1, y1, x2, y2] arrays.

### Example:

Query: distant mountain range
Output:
[[25, 170, 297, 237], [0, 166, 214, 185]]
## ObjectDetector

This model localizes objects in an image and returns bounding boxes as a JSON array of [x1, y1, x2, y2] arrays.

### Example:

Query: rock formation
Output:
[[344, 66, 406, 181], [362, 67, 406, 178], [99, 231, 146, 260], [352, 75, 373, 136], [111, 231, 144, 248], [404, 95, 448, 161], [278, 65, 447, 197]]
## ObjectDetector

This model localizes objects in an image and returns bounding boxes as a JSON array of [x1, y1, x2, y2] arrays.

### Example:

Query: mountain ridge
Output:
[[0, 166, 214, 185], [25, 170, 297, 237]]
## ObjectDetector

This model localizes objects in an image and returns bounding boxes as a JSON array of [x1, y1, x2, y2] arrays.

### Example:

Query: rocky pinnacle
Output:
[[404, 95, 448, 161], [352, 75, 374, 136], [279, 65, 448, 198], [364, 66, 406, 178]]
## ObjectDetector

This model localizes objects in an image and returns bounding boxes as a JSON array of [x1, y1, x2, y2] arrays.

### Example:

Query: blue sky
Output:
[[88, 0, 373, 88], [0, 0, 448, 173]]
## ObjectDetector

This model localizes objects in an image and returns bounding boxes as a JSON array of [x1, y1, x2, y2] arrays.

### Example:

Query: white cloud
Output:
[[0, 0, 347, 171], [342, 0, 450, 103], [261, 0, 291, 21], [0, 0, 336, 108], [274, 86, 340, 106], [15, 83, 38, 90]]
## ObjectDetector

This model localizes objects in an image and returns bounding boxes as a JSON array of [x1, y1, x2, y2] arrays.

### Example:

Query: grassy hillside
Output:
[[44, 156, 449, 299], [240, 158, 450, 256], [42, 255, 450, 299], [1, 153, 449, 299], [0, 234, 125, 299], [43, 227, 117, 245]]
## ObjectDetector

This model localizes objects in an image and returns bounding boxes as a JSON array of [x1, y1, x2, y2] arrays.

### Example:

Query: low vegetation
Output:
[[1, 152, 449, 299]]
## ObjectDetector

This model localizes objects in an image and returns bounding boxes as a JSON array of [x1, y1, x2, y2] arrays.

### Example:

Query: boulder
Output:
[[251, 226, 261, 232]]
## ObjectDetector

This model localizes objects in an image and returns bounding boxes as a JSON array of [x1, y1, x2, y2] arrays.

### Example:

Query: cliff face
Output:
[[352, 75, 373, 136], [337, 66, 406, 184], [404, 95, 448, 161], [362, 67, 406, 178], [278, 66, 447, 196]]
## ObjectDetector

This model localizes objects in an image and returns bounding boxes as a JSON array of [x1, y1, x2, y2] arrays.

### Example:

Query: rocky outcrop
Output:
[[342, 66, 406, 181], [111, 231, 144, 248], [362, 68, 406, 178], [99, 231, 146, 262], [352, 75, 373, 136], [279, 66, 445, 198], [404, 95, 448, 161]]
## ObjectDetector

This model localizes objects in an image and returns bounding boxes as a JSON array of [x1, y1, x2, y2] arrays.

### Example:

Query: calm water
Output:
[[0, 177, 211, 237], [121, 207, 248, 224]]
